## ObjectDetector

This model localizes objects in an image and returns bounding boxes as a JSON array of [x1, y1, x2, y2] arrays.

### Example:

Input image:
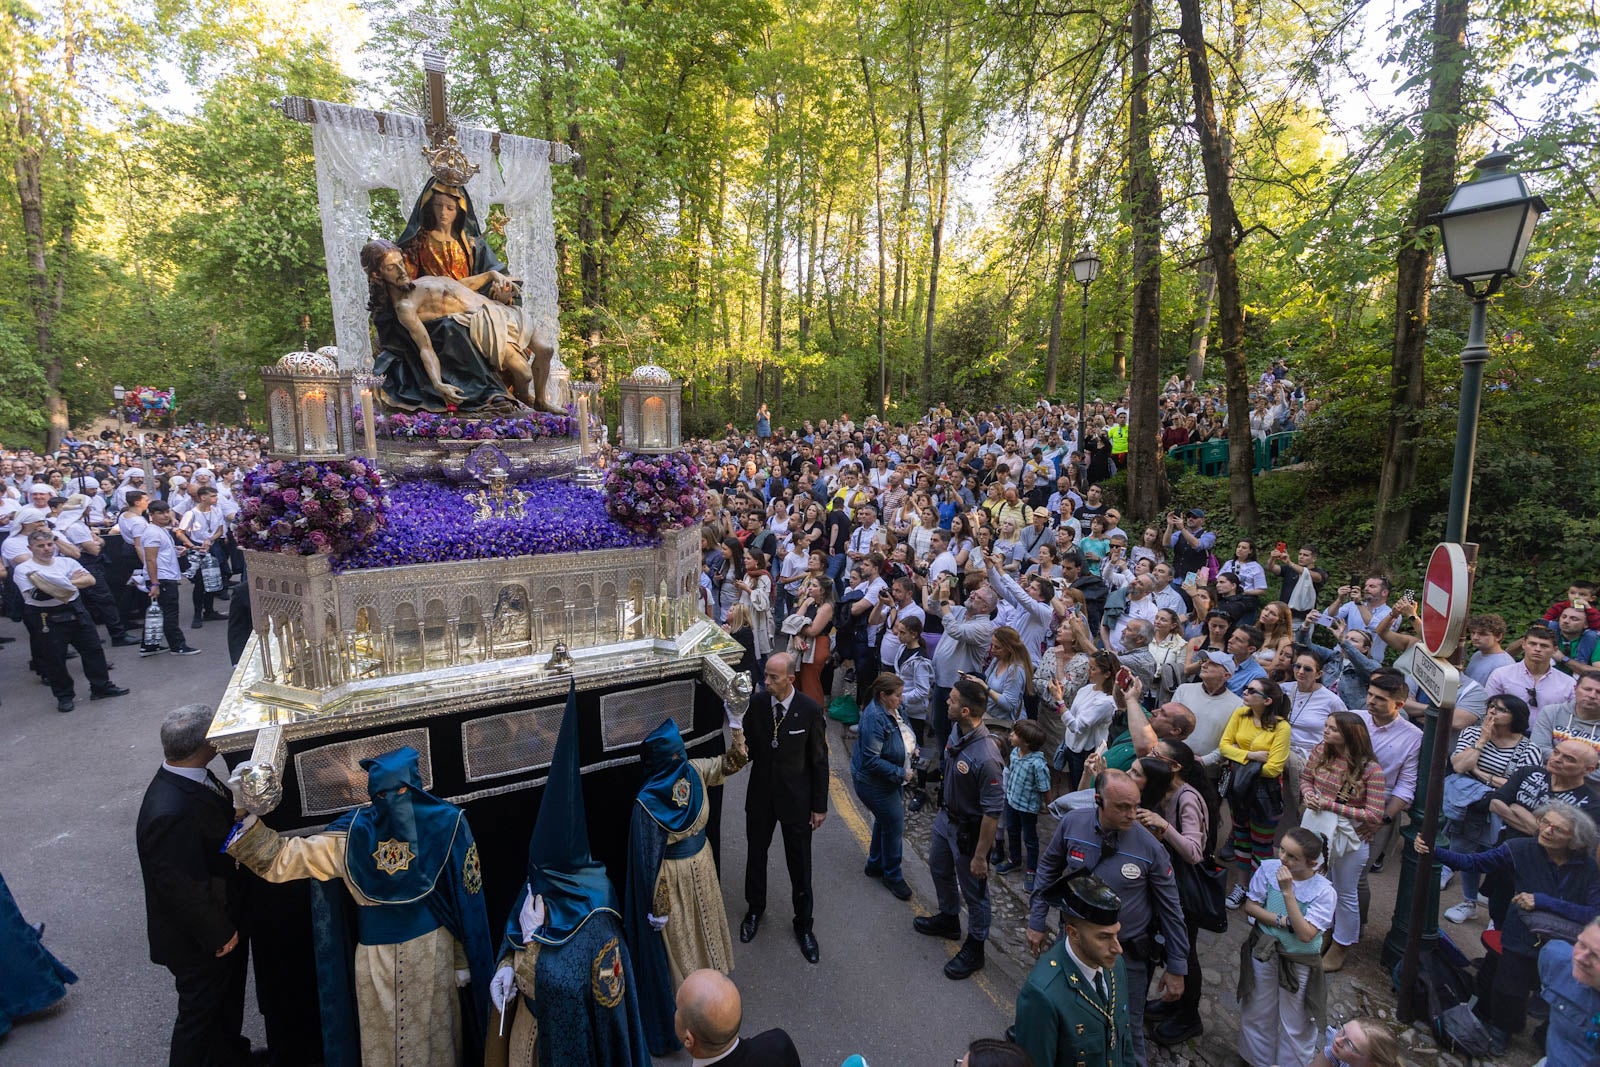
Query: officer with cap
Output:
[[913, 677, 1005, 980], [1014, 872, 1134, 1067], [12, 528, 129, 712]]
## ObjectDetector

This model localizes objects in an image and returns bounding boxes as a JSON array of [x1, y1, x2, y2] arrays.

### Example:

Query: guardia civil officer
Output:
[[1014, 872, 1134, 1067], [913, 677, 1005, 979], [13, 528, 129, 712]]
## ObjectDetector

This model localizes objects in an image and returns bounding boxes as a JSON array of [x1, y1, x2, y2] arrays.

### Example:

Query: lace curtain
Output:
[[307, 100, 568, 374]]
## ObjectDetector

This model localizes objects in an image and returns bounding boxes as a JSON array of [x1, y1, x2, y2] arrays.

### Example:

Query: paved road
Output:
[[0, 630, 1011, 1066]]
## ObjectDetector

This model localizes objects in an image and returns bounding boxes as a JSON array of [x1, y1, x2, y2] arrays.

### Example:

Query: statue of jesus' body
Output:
[[361, 239, 559, 414]]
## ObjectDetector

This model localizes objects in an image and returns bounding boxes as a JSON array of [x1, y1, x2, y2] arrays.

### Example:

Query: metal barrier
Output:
[[1166, 431, 1301, 477]]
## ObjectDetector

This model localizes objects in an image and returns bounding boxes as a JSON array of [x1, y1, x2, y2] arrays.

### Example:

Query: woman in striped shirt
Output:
[[1441, 694, 1540, 925], [1300, 711, 1387, 972]]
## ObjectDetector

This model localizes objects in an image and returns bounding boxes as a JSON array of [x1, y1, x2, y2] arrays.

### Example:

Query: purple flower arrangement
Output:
[[335, 478, 648, 571], [604, 451, 708, 538], [377, 411, 575, 441], [237, 457, 388, 556]]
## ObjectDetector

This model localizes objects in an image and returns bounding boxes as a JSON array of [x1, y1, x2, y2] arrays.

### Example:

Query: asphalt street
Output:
[[0, 626, 1012, 1067]]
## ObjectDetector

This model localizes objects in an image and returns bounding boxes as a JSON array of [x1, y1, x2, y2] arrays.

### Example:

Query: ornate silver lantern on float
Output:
[[261, 349, 357, 461], [618, 363, 682, 454]]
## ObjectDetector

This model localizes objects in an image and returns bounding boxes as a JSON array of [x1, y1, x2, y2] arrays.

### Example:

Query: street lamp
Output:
[[237, 389, 249, 428], [1384, 147, 1546, 1001], [112, 384, 126, 434], [1070, 245, 1101, 448]]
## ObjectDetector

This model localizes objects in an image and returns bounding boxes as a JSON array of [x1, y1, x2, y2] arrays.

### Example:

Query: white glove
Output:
[[647, 913, 669, 932], [519, 891, 547, 943], [489, 965, 516, 1012], [225, 764, 253, 812], [724, 702, 745, 730], [454, 967, 471, 989]]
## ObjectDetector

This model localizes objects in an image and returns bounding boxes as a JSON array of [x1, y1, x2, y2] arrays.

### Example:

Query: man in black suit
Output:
[[136, 703, 252, 1067], [674, 968, 802, 1066], [739, 650, 829, 963]]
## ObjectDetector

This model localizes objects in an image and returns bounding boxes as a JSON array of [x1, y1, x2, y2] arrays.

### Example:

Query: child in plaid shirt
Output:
[[996, 719, 1051, 890]]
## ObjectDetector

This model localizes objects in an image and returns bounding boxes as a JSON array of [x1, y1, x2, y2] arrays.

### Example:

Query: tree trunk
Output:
[[1370, 0, 1468, 557], [1177, 0, 1257, 530], [1186, 256, 1216, 381], [860, 56, 890, 419], [1043, 110, 1088, 397], [1125, 0, 1166, 519]]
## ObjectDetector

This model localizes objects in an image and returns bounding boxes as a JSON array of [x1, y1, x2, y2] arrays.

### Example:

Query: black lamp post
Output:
[[237, 389, 249, 427], [1069, 245, 1101, 448], [1384, 147, 1547, 997], [112, 384, 126, 434]]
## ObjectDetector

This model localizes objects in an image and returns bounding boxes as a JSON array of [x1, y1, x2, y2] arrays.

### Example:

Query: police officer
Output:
[[1027, 769, 1185, 1067], [913, 677, 1005, 980], [1015, 873, 1134, 1067], [13, 528, 129, 712]]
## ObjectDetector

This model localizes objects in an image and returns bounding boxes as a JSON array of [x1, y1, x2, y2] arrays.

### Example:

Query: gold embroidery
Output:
[[463, 843, 482, 894], [671, 777, 692, 808], [592, 937, 626, 1008], [372, 838, 416, 875]]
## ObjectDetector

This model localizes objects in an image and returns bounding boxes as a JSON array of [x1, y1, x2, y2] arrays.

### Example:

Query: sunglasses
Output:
[[1245, 686, 1270, 697], [1527, 686, 1540, 708], [1293, 663, 1318, 672]]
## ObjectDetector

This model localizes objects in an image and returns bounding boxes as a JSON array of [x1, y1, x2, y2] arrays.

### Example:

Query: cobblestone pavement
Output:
[[842, 717, 1542, 1067]]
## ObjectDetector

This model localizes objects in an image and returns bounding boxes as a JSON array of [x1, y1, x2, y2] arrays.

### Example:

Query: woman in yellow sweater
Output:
[[1220, 678, 1292, 909]]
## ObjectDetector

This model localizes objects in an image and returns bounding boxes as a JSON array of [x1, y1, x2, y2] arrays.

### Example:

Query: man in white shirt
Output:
[[1174, 653, 1241, 763], [872, 576, 925, 676], [178, 486, 230, 630], [139, 501, 201, 657], [54, 494, 136, 647], [13, 529, 128, 711], [845, 505, 882, 565], [926, 530, 960, 589]]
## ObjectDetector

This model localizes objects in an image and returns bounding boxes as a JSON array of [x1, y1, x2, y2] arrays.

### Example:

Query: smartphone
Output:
[[1115, 667, 1134, 692], [1275, 541, 1287, 555], [1401, 588, 1416, 601]]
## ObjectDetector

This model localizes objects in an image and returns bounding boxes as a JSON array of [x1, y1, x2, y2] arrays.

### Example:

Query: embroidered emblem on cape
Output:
[[671, 777, 692, 808], [592, 937, 626, 1008], [373, 838, 416, 875], [463, 843, 482, 894]]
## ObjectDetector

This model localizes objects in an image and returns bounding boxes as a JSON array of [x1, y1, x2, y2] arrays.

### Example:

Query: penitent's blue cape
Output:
[[623, 718, 703, 1055], [502, 683, 651, 1067], [0, 871, 76, 1039], [307, 747, 497, 1067]]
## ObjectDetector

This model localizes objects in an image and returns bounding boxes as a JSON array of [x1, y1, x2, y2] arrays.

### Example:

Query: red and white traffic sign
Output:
[[1419, 542, 1470, 659]]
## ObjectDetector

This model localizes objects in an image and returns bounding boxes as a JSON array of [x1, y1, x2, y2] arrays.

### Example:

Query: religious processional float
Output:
[[206, 56, 752, 933]]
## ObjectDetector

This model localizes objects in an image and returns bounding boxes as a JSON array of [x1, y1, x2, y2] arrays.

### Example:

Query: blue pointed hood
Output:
[[636, 718, 702, 835], [524, 682, 618, 944], [342, 746, 463, 904]]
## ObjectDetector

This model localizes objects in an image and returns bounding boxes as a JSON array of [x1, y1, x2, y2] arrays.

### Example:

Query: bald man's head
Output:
[[675, 969, 742, 1056]]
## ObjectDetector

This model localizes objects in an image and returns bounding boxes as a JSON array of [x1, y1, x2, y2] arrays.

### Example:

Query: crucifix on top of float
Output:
[[273, 23, 576, 380]]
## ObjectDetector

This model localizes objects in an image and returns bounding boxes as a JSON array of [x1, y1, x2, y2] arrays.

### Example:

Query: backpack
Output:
[[1393, 934, 1476, 1032]]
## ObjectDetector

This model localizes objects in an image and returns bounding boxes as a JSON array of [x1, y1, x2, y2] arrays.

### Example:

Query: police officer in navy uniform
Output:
[[1014, 872, 1134, 1067], [913, 677, 1005, 979]]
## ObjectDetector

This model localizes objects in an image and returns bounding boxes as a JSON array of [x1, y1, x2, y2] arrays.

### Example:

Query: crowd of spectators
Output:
[[691, 393, 1600, 1066]]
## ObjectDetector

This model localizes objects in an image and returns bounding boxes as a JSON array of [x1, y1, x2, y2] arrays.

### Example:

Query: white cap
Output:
[[15, 506, 51, 526], [1201, 650, 1237, 675]]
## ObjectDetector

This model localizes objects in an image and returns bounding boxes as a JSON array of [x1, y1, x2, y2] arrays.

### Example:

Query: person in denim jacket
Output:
[[851, 673, 917, 901]]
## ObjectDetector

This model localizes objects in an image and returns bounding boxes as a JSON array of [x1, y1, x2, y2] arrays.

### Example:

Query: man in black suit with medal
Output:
[[739, 650, 829, 963], [135, 704, 253, 1066]]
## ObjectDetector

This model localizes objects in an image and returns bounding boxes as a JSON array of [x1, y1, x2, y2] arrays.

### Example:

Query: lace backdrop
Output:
[[306, 100, 569, 374]]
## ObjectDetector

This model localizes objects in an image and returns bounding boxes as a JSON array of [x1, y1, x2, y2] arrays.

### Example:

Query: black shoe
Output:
[[913, 912, 962, 940], [64, 648, 78, 660], [172, 646, 203, 656], [883, 878, 913, 901], [1370, 855, 1386, 874], [944, 936, 985, 980], [111, 636, 139, 647], [191, 619, 204, 630], [56, 697, 75, 713], [203, 612, 228, 621], [795, 929, 819, 964], [864, 862, 883, 879], [30, 920, 44, 938], [139, 645, 166, 657], [988, 843, 1006, 866], [739, 912, 761, 943], [1151, 1016, 1204, 1046], [908, 792, 926, 812], [90, 685, 130, 700], [1144, 997, 1179, 1020]]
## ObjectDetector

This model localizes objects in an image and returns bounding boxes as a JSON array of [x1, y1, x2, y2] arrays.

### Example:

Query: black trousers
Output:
[[1476, 948, 1539, 1035], [149, 579, 187, 651], [1168, 915, 1204, 1026], [78, 555, 128, 639], [168, 947, 250, 1067], [745, 803, 814, 932], [23, 603, 113, 700], [190, 544, 226, 622]]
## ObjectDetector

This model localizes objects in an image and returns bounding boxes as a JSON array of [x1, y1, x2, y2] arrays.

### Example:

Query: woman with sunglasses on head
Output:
[[1299, 712, 1386, 972], [1440, 694, 1539, 925], [1310, 1017, 1402, 1067], [1221, 678, 1292, 910], [1056, 648, 1121, 789], [1237, 827, 1337, 1067], [1130, 744, 1217, 1045]]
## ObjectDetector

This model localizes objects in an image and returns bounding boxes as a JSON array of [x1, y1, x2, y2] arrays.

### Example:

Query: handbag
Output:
[[1441, 773, 1494, 823], [1172, 801, 1229, 933], [779, 612, 808, 635], [1288, 566, 1317, 613], [1525, 908, 1585, 946]]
